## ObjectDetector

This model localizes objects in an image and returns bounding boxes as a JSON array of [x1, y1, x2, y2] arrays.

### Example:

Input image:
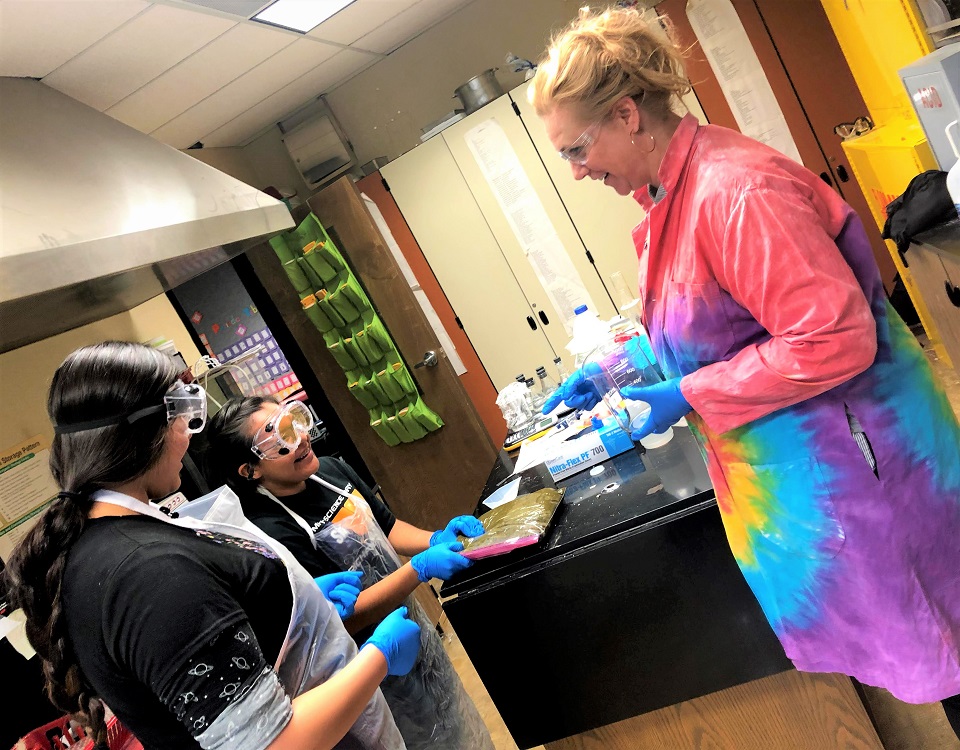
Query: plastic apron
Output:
[[258, 477, 494, 750], [92, 487, 405, 750]]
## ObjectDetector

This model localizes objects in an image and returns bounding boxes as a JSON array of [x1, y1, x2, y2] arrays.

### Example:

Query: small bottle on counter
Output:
[[553, 356, 570, 382], [525, 377, 544, 413], [535, 366, 558, 402]]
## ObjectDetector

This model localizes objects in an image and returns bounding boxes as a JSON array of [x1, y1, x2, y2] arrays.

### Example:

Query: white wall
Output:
[[327, 0, 578, 164], [0, 297, 201, 450]]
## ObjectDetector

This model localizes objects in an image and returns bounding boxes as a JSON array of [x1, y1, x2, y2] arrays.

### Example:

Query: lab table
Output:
[[440, 426, 883, 749]]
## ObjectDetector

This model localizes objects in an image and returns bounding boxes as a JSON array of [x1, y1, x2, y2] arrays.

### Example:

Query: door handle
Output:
[[836, 164, 850, 183], [946, 280, 960, 308], [526, 315, 538, 330], [538, 310, 550, 325], [413, 351, 439, 368]]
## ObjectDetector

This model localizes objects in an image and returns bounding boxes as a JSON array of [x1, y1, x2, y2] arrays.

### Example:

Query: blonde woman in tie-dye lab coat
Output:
[[534, 6, 960, 734]]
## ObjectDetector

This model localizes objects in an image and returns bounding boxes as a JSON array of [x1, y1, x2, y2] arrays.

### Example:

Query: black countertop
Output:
[[441, 424, 714, 597], [914, 217, 960, 259]]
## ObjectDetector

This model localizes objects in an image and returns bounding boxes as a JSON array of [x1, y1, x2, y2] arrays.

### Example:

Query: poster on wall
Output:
[[686, 0, 802, 164], [0, 435, 59, 562], [464, 118, 596, 333]]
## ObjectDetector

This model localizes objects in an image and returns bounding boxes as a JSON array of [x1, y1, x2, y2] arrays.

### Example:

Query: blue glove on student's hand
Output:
[[314, 570, 364, 619], [622, 377, 691, 440], [411, 542, 473, 582], [363, 606, 421, 676], [430, 515, 485, 546], [541, 362, 603, 414]]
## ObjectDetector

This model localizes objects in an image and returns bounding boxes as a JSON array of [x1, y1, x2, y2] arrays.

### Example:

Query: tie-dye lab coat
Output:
[[635, 115, 960, 703]]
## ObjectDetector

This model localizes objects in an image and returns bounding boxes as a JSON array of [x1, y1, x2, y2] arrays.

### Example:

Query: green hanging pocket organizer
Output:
[[297, 257, 325, 291], [317, 241, 345, 272], [411, 398, 444, 432], [390, 362, 418, 397], [386, 412, 415, 443], [374, 368, 406, 403], [348, 379, 379, 409], [366, 316, 392, 352], [327, 284, 360, 323], [362, 374, 393, 407], [316, 292, 346, 329], [270, 235, 297, 264], [354, 328, 383, 363], [303, 243, 338, 283], [282, 259, 311, 294], [397, 406, 428, 439], [325, 332, 357, 371], [370, 411, 401, 446], [302, 296, 333, 333], [338, 276, 370, 313], [342, 336, 368, 367]]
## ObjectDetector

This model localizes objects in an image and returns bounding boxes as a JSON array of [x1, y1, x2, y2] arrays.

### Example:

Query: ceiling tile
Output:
[[351, 0, 466, 54], [105, 21, 295, 133], [201, 47, 373, 146], [0, 0, 148, 77], [44, 4, 236, 111], [178, 0, 269, 16], [152, 37, 342, 148], [307, 0, 415, 46]]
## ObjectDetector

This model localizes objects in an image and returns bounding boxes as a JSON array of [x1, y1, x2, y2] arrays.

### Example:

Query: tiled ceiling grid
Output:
[[0, 0, 473, 148]]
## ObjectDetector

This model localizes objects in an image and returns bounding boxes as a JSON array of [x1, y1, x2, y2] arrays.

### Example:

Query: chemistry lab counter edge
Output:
[[439, 428, 792, 748]]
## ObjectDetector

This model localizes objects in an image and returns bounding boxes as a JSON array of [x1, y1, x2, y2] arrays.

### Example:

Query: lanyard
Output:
[[256, 474, 354, 550]]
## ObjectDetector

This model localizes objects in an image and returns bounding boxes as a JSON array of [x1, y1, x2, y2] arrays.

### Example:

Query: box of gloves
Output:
[[542, 417, 634, 481]]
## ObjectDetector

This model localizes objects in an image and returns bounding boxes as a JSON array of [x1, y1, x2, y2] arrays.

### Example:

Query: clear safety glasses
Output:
[[54, 380, 207, 435], [558, 119, 604, 164], [250, 401, 314, 460]]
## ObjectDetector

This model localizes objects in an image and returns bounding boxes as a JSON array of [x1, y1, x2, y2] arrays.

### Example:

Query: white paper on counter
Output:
[[482, 477, 521, 509], [512, 431, 564, 475], [463, 119, 596, 334], [362, 193, 467, 375], [687, 0, 802, 164]]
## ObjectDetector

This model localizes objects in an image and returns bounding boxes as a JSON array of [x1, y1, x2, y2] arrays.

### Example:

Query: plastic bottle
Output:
[[566, 304, 611, 367], [947, 120, 960, 220]]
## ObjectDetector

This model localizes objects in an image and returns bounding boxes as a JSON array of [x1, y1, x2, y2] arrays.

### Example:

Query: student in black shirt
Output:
[[4, 342, 420, 750], [206, 396, 496, 750]]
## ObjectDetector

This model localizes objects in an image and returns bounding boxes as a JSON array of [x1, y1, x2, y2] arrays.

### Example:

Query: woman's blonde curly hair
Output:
[[529, 6, 691, 123]]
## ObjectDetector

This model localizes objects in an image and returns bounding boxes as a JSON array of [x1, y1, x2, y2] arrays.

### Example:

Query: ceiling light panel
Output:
[[253, 0, 356, 33]]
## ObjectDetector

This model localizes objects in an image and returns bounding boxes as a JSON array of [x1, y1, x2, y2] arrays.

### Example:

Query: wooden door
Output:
[[356, 172, 508, 447], [381, 133, 561, 391], [657, 0, 898, 290], [245, 176, 497, 530]]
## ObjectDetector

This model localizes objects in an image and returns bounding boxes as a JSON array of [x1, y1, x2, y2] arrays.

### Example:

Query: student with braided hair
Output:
[[5, 341, 418, 750]]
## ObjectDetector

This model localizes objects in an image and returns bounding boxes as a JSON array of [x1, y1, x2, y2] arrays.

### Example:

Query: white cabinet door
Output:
[[381, 134, 560, 391], [509, 84, 649, 306], [440, 95, 618, 364]]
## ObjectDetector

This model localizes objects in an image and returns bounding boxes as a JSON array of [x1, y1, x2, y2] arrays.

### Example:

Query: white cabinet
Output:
[[382, 82, 702, 389]]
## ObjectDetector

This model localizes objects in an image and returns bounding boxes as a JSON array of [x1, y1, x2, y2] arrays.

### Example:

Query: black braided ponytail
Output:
[[5, 342, 182, 744]]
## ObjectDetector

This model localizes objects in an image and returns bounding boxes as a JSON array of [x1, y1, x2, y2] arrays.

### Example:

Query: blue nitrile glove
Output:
[[430, 515, 485, 546], [362, 606, 421, 676], [622, 377, 691, 440], [541, 362, 603, 414], [410, 542, 473, 582], [314, 570, 364, 619]]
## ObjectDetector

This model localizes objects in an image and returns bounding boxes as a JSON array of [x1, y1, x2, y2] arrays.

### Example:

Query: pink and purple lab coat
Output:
[[635, 114, 960, 703]]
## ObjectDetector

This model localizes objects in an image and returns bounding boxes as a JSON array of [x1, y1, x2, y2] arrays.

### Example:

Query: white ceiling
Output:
[[0, 0, 474, 148]]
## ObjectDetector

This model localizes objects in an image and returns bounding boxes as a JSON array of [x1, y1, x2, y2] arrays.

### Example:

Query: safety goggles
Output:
[[250, 401, 314, 460], [54, 381, 207, 435], [558, 119, 604, 164]]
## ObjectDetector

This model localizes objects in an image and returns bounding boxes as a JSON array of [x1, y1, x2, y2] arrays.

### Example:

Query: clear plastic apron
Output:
[[258, 477, 494, 750], [92, 488, 405, 750]]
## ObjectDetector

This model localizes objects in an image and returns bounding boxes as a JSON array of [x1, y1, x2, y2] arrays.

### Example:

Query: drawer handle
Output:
[[946, 280, 960, 308]]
